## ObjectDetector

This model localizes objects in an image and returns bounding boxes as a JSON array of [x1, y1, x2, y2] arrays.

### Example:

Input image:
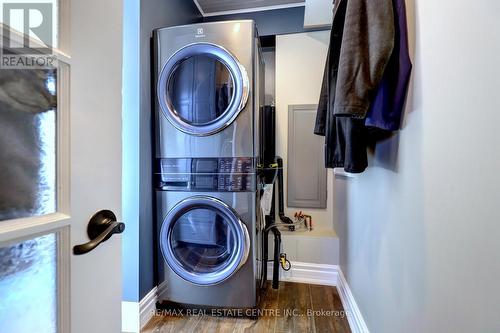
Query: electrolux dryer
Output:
[[153, 20, 264, 158]]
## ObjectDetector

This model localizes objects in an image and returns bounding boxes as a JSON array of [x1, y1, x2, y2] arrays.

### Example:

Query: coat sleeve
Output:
[[334, 0, 395, 119], [314, 47, 330, 136]]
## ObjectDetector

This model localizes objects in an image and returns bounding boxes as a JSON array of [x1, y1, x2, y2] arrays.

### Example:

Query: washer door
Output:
[[157, 43, 250, 136], [160, 196, 250, 285]]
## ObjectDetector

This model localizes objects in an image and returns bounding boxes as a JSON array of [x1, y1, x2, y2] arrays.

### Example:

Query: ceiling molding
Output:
[[193, 1, 305, 17], [193, 0, 206, 16]]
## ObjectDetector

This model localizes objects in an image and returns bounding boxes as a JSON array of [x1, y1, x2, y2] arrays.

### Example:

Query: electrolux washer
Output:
[[155, 157, 262, 309]]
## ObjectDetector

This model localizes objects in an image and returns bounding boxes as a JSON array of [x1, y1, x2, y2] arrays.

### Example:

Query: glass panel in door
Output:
[[0, 233, 58, 333], [0, 69, 57, 221], [0, 63, 68, 332]]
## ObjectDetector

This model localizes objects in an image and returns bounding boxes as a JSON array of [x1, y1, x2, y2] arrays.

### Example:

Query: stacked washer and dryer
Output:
[[153, 20, 265, 309]]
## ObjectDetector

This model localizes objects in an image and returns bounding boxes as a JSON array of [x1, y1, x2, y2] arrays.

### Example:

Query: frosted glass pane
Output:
[[0, 69, 57, 221], [0, 233, 57, 333]]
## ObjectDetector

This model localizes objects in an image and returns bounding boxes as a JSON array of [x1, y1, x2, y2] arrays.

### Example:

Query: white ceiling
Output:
[[193, 0, 305, 16]]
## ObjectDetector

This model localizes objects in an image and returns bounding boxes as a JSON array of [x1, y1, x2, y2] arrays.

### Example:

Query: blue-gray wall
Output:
[[123, 0, 201, 303], [204, 6, 326, 36], [138, 0, 201, 300], [334, 0, 500, 331], [122, 0, 140, 302]]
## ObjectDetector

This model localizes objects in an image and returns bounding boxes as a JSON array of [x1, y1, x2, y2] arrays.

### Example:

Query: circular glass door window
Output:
[[168, 54, 235, 125], [157, 43, 249, 136], [160, 196, 250, 285]]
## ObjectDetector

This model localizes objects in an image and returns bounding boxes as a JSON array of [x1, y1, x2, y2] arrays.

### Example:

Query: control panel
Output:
[[156, 158, 256, 192]]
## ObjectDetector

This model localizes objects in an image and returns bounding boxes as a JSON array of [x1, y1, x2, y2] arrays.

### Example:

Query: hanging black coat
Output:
[[314, 0, 395, 173]]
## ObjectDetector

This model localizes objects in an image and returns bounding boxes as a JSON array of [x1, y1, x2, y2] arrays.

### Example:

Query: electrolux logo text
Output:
[[195, 27, 205, 38], [1, 1, 57, 69]]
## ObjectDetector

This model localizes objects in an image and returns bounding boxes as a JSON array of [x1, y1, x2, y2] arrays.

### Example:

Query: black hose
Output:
[[270, 226, 281, 289], [263, 215, 282, 290], [261, 215, 271, 288], [277, 157, 295, 229], [277, 157, 285, 216], [260, 155, 292, 291]]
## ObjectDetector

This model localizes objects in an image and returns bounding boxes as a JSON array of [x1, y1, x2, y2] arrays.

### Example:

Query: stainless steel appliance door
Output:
[[160, 196, 250, 285], [157, 43, 249, 136]]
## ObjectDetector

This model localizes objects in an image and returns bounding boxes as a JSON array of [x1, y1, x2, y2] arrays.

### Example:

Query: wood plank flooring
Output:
[[142, 282, 351, 333]]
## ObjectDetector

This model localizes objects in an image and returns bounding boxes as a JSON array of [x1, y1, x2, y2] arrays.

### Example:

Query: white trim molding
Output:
[[128, 263, 368, 333], [193, 0, 305, 17], [336, 269, 370, 333], [192, 0, 205, 16], [266, 261, 369, 333], [267, 261, 338, 286], [139, 286, 159, 330], [121, 301, 140, 333], [121, 287, 159, 332]]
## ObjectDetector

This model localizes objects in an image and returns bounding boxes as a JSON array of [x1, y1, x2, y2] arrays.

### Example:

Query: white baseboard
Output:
[[121, 287, 158, 333], [121, 301, 140, 333], [336, 269, 370, 333], [267, 260, 339, 286], [126, 262, 368, 333], [266, 261, 369, 333], [139, 286, 158, 330]]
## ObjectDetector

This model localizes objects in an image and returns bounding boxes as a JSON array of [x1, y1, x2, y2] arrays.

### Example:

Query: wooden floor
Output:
[[142, 282, 351, 333]]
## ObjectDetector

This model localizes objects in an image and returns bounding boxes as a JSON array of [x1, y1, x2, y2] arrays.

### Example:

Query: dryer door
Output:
[[157, 43, 250, 136], [160, 196, 250, 285]]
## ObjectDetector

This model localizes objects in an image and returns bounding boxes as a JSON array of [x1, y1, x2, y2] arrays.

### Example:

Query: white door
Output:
[[0, 0, 123, 332]]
